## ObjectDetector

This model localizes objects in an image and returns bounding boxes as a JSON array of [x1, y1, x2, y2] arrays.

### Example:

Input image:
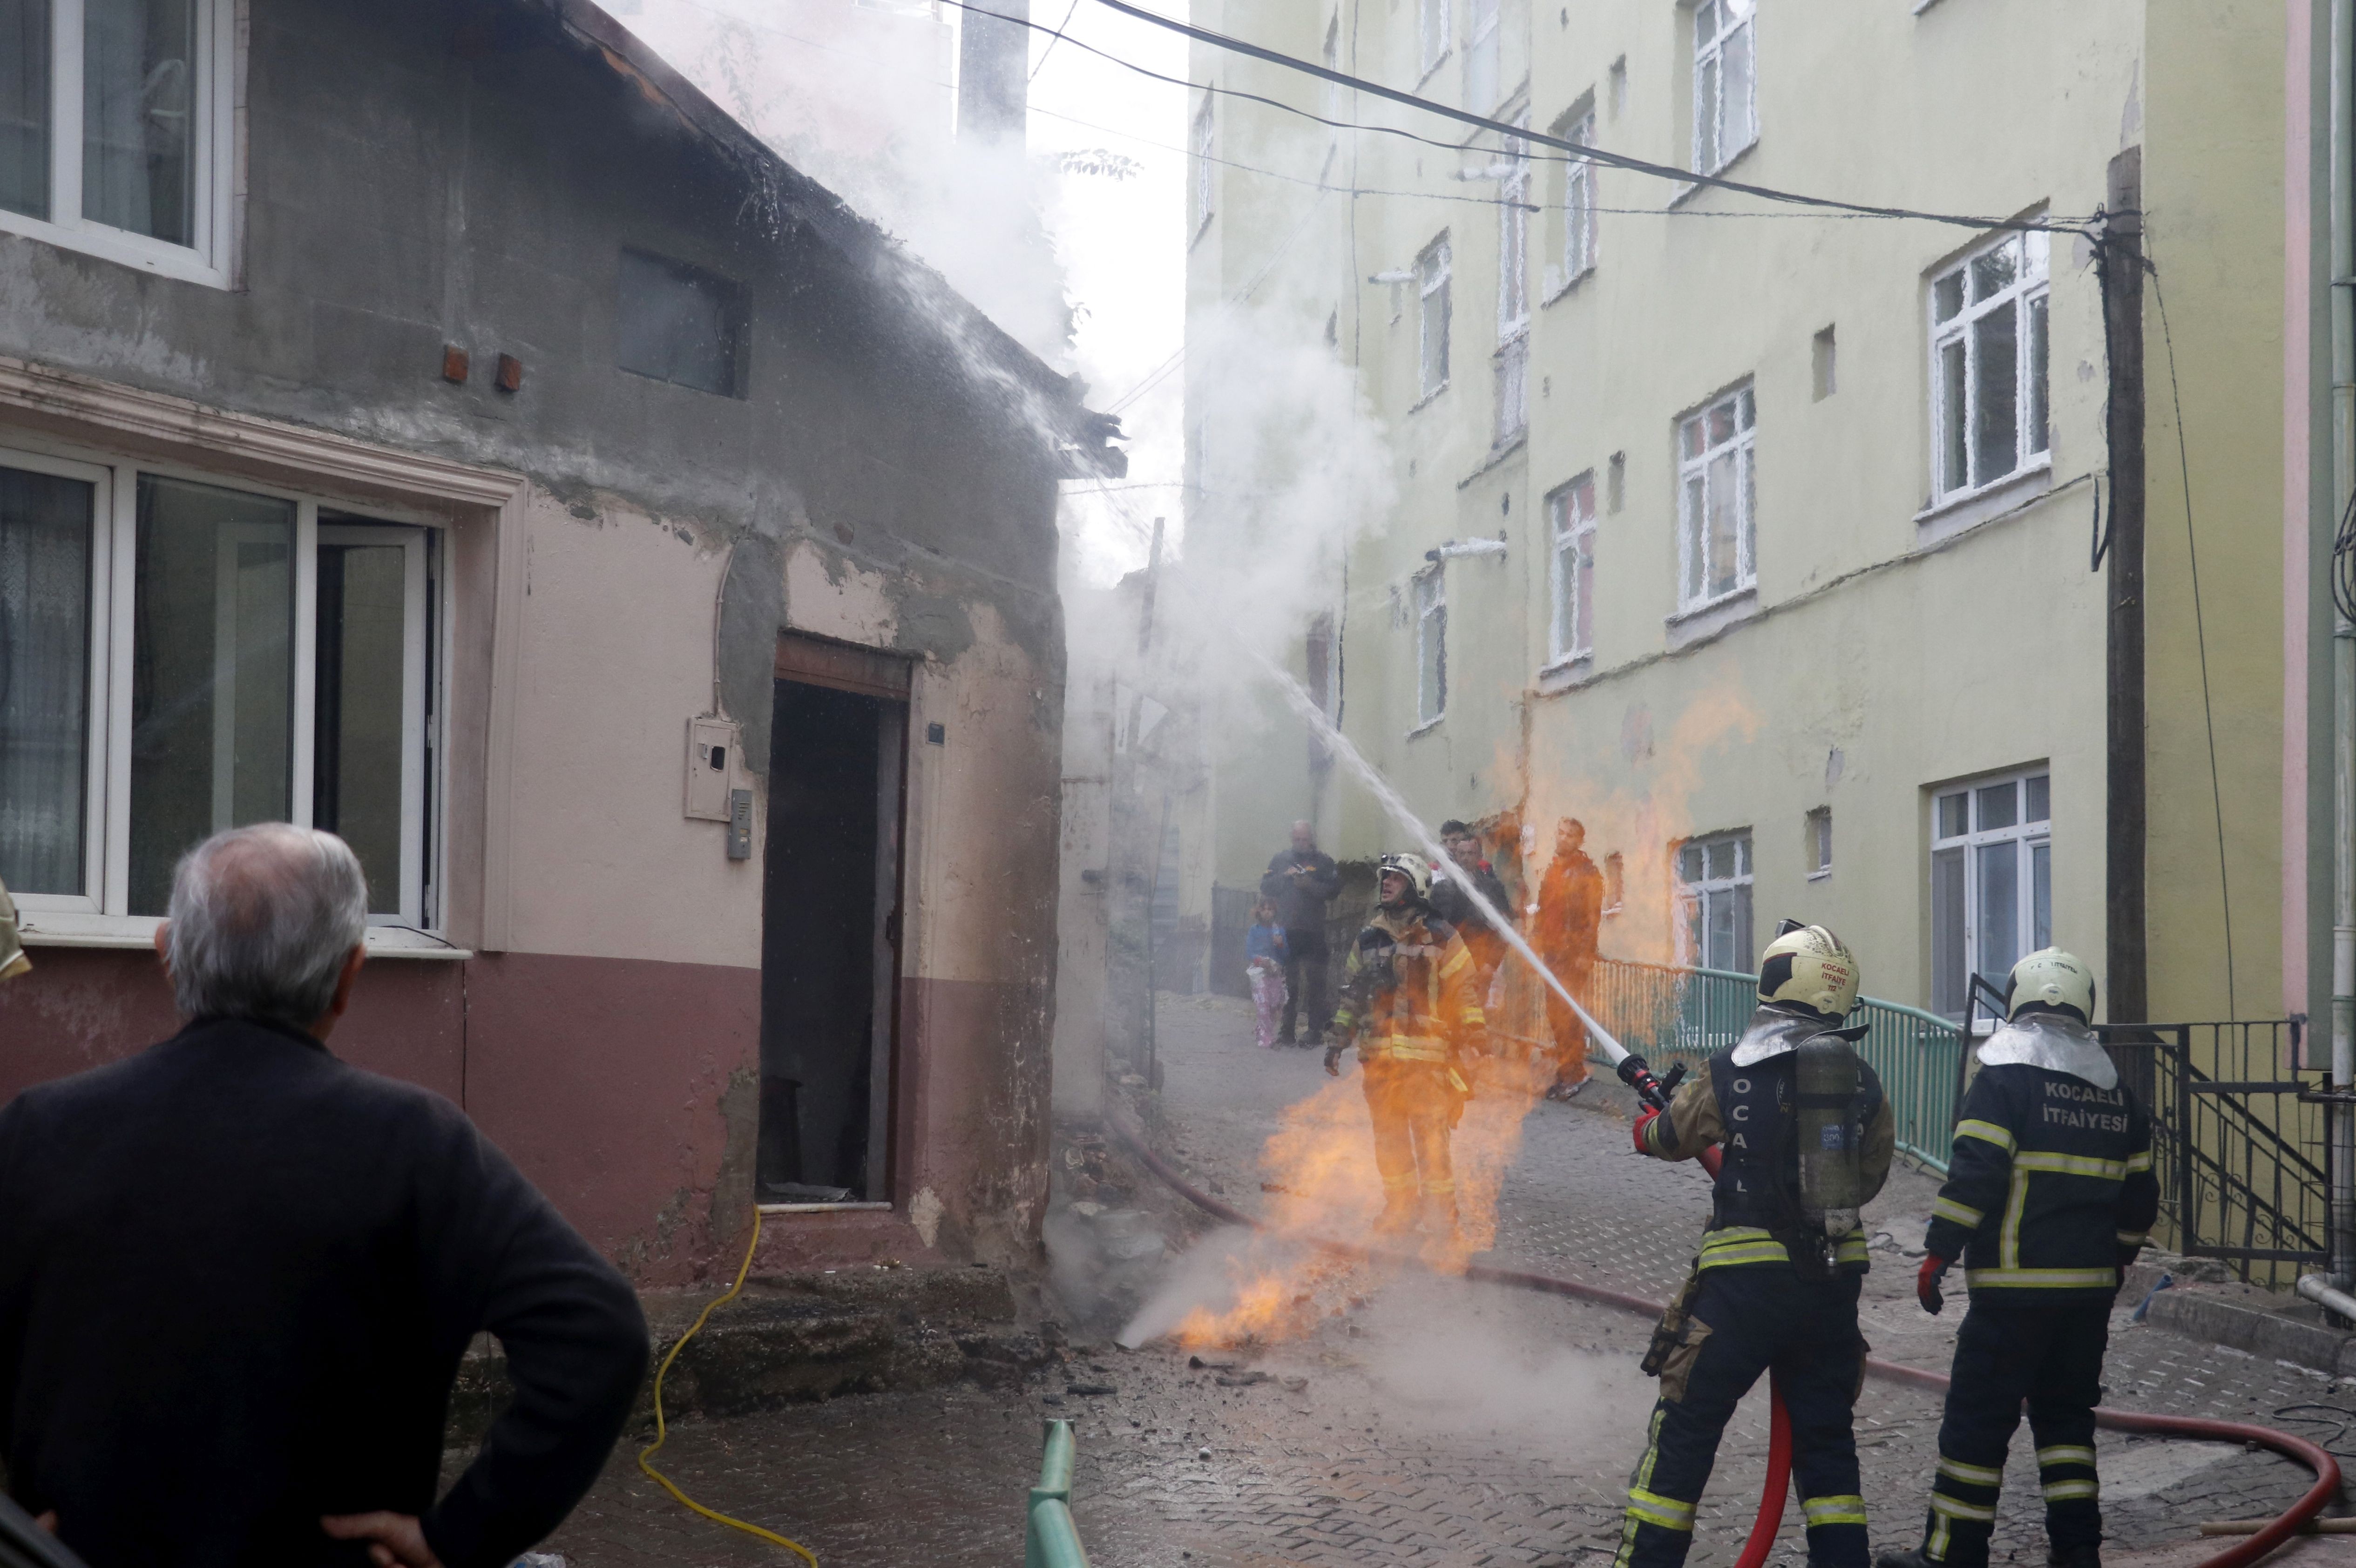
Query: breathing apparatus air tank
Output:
[[1793, 1031, 1863, 1237]]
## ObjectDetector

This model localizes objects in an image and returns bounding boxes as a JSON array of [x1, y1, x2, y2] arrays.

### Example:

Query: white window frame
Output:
[[0, 439, 446, 932], [1929, 767, 2051, 1022], [1493, 116, 1529, 442], [1546, 470, 1596, 666], [1691, 0, 1757, 177], [1417, 233, 1452, 402], [1191, 97, 1215, 238], [1551, 109, 1597, 297], [1674, 829, 1752, 971], [1464, 0, 1499, 109], [1412, 566, 1446, 728], [1675, 383, 1756, 611], [1928, 229, 2051, 502], [1418, 0, 1450, 81], [0, 0, 239, 287]]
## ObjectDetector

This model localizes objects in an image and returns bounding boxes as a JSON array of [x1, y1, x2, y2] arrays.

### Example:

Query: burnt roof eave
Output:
[[521, 0, 1124, 475]]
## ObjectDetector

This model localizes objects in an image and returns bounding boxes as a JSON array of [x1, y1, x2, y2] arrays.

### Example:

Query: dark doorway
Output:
[[758, 674, 906, 1203]]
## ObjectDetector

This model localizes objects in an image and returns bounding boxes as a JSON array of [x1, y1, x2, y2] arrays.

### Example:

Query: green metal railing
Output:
[[1024, 1420, 1090, 1568], [1590, 956, 1966, 1174]]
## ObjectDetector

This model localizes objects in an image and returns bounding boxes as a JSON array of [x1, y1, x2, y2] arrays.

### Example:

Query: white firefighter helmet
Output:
[[0, 876, 27, 983], [1377, 852, 1434, 902], [2005, 947, 2096, 1026], [1756, 923, 1859, 1021]]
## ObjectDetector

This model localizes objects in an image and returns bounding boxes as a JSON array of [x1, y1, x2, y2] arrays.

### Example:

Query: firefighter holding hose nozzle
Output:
[[1876, 949, 2156, 1568], [1614, 922, 1894, 1568], [1325, 852, 1486, 1240]]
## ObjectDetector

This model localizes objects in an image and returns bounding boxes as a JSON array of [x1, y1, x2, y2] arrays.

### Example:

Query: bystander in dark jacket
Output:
[[0, 825, 649, 1568], [1260, 820, 1342, 1045]]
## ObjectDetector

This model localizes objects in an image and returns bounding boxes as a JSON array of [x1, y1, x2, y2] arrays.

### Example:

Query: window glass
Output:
[[128, 475, 295, 915], [1415, 570, 1445, 723], [1936, 791, 1967, 839], [83, 0, 197, 245], [1678, 842, 1702, 882], [617, 249, 745, 398], [2024, 772, 2049, 823], [1930, 230, 2049, 500], [2031, 840, 2051, 952], [0, 0, 51, 220], [1976, 839, 2019, 986], [315, 527, 415, 914], [1975, 780, 2016, 831], [1930, 845, 1965, 1015], [1933, 273, 1963, 323], [0, 465, 95, 895], [2025, 295, 2050, 456], [1678, 386, 1756, 607], [1970, 303, 2018, 487]]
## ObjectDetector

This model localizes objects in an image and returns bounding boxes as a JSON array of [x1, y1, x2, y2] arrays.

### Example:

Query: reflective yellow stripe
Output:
[[1703, 1227, 1778, 1245], [1439, 947, 1472, 979], [1835, 1234, 1869, 1263], [1929, 1494, 1998, 1523], [1378, 1040, 1450, 1062], [1460, 1007, 1488, 1027], [1937, 1456, 2004, 1487], [1627, 1488, 1696, 1531], [1932, 1196, 1985, 1228], [2016, 1151, 2129, 1180], [1802, 1494, 1868, 1527], [2126, 1149, 2153, 1173], [1697, 1243, 1792, 1269], [2001, 1166, 2032, 1271], [1965, 1267, 2121, 1290], [1956, 1119, 2017, 1153], [1423, 1178, 1456, 1195], [2042, 1480, 2098, 1502], [1614, 1406, 1670, 1567], [2037, 1446, 2097, 1467]]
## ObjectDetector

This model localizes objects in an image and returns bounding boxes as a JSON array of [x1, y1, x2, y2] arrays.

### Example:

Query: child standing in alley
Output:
[[1246, 898, 1290, 1049]]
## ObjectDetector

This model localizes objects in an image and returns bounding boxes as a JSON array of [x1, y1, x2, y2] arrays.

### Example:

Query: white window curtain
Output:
[[0, 465, 95, 896]]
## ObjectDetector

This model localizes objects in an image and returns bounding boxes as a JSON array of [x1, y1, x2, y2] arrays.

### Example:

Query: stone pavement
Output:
[[530, 993, 2355, 1565]]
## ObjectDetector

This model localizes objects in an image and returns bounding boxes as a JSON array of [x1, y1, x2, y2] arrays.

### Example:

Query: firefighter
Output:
[[1616, 923, 1895, 1568], [1324, 852, 1487, 1237], [1875, 949, 2156, 1568]]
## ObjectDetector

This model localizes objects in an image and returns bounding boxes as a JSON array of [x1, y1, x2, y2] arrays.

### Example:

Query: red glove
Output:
[[1917, 1255, 1951, 1315], [1632, 1106, 1663, 1156]]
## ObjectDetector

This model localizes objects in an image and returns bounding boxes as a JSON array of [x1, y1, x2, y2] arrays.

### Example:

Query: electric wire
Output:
[[1029, 0, 1083, 81], [2149, 260, 2238, 1020], [637, 1210, 821, 1567], [1072, 0, 2102, 235]]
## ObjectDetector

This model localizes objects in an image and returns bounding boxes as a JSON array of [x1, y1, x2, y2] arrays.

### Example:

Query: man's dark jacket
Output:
[[0, 1018, 651, 1568], [1429, 861, 1511, 937], [1259, 849, 1341, 942]]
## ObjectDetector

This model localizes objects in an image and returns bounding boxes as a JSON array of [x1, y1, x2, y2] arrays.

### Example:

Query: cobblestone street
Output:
[[540, 994, 2355, 1566]]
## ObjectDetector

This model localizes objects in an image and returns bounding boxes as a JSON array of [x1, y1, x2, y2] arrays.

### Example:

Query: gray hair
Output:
[[166, 824, 367, 1027]]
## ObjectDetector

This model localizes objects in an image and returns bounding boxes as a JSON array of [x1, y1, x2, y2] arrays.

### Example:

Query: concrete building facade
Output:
[[1188, 0, 2293, 1033], [0, 0, 1114, 1282]]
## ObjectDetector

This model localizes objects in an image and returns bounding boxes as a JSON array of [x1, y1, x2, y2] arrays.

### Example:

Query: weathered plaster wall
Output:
[[0, 0, 1069, 1282]]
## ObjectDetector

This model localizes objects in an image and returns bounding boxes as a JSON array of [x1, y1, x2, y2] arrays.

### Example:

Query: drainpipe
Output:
[[2331, 0, 2355, 1296]]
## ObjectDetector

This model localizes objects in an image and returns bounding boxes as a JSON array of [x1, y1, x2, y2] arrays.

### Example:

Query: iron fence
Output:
[[1588, 956, 1966, 1174]]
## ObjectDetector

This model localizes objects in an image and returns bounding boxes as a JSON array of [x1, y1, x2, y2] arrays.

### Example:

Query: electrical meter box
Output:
[[685, 717, 740, 821]]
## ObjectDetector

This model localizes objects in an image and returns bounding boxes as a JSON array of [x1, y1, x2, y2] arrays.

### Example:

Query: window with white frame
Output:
[[1930, 229, 2051, 500], [0, 0, 237, 285], [1418, 0, 1449, 78], [1806, 805, 1831, 877], [1554, 109, 1598, 291], [1547, 471, 1596, 664], [0, 448, 440, 926], [1494, 117, 1529, 441], [1417, 233, 1452, 400], [1676, 384, 1756, 609], [1929, 769, 2051, 1019], [1465, 0, 1499, 108], [1192, 97, 1215, 235], [1691, 0, 1757, 176], [1413, 567, 1445, 725], [1676, 830, 1752, 971]]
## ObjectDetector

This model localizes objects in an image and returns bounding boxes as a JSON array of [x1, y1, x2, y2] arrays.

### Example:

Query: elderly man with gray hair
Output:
[[0, 825, 649, 1568]]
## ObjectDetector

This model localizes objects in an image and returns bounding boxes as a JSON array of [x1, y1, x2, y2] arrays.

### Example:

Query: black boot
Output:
[[2046, 1548, 2100, 1568]]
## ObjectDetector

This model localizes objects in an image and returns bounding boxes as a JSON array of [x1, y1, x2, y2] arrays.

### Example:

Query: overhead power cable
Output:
[[1055, 0, 2095, 234]]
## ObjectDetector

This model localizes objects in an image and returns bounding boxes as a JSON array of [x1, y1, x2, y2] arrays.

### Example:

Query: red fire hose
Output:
[[1105, 1113, 2342, 1568]]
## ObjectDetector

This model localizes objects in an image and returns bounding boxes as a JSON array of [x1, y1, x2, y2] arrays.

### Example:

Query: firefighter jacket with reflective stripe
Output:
[[1330, 904, 1488, 1066], [1923, 1062, 2158, 1303], [1640, 1047, 1895, 1273]]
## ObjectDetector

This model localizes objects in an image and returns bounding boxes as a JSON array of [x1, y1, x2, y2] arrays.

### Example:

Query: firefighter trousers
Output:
[[1360, 1057, 1456, 1221], [1910, 1299, 2108, 1567], [1615, 1267, 1869, 1568]]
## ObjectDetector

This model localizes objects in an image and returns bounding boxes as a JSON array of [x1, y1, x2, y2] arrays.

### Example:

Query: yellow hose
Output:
[[636, 1210, 819, 1566]]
